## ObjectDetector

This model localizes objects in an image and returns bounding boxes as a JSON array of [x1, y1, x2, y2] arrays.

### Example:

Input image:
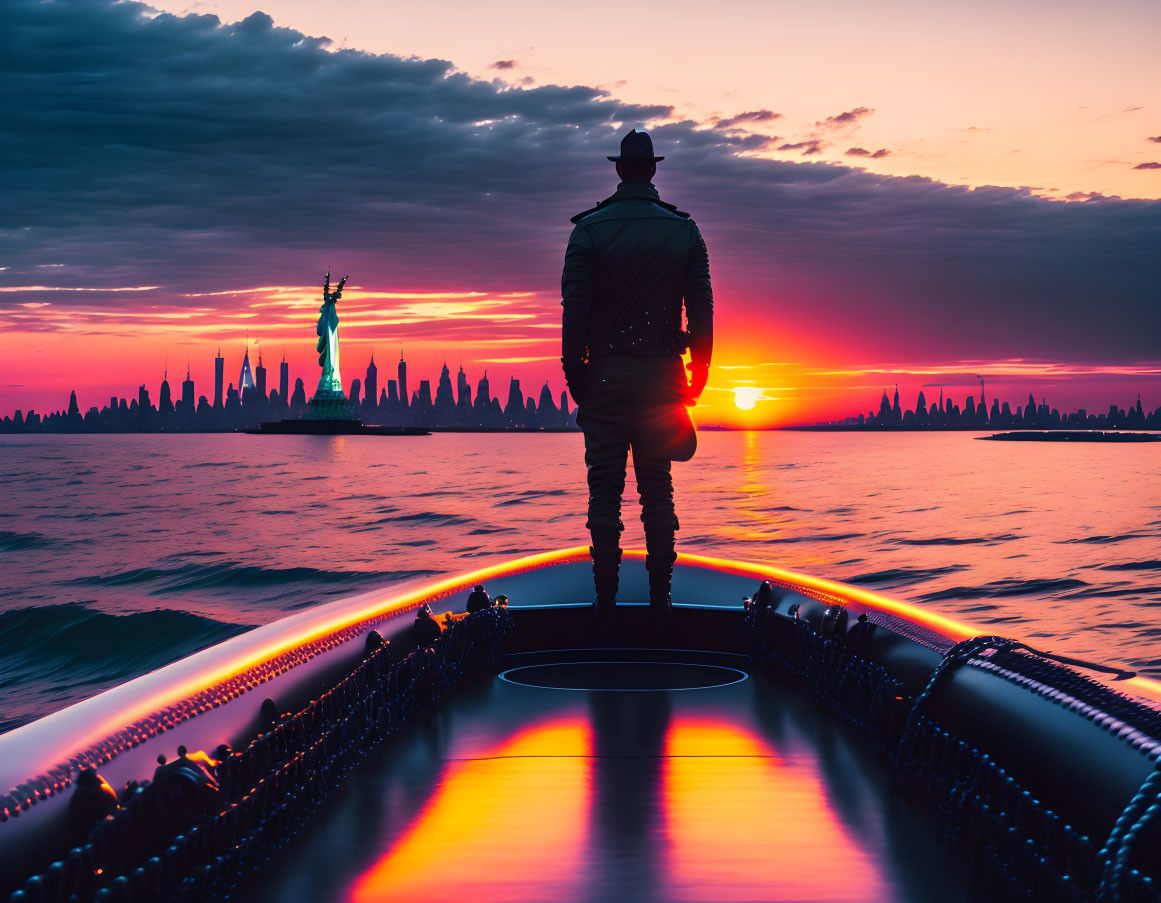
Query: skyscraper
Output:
[[279, 350, 289, 405], [238, 347, 256, 401], [456, 364, 471, 417], [398, 348, 408, 410], [182, 365, 195, 411], [214, 348, 224, 409], [255, 350, 267, 402], [365, 352, 378, 410], [434, 363, 456, 422], [159, 369, 174, 415]]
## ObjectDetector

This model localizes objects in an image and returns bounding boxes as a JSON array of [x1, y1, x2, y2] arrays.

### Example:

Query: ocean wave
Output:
[[1062, 585, 1161, 599], [56, 561, 433, 595], [374, 512, 475, 525], [0, 530, 59, 551], [846, 564, 968, 585], [1059, 533, 1160, 545], [1099, 560, 1161, 571], [916, 577, 1088, 602], [761, 532, 865, 544], [495, 489, 571, 507], [0, 604, 252, 732], [894, 533, 1022, 546]]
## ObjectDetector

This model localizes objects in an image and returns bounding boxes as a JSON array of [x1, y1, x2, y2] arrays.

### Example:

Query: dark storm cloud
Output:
[[1, 0, 1159, 361], [845, 147, 890, 159], [818, 107, 874, 128], [1147, 136, 1161, 144], [715, 110, 783, 129]]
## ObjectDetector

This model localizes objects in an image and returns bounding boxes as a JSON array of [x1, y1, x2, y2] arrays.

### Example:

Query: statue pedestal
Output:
[[305, 390, 353, 421]]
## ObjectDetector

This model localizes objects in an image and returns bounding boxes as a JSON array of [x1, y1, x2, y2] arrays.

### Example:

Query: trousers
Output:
[[576, 354, 686, 539]]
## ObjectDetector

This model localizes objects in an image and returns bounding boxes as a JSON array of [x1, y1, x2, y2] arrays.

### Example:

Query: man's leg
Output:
[[583, 418, 629, 613], [632, 451, 678, 615]]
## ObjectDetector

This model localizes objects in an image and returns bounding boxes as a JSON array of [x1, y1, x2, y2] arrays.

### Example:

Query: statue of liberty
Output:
[[306, 270, 352, 419]]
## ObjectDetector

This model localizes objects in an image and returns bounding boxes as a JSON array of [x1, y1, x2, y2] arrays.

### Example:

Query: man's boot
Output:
[[645, 529, 677, 628], [589, 525, 622, 625]]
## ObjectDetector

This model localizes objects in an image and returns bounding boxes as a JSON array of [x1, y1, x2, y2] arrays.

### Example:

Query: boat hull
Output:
[[3, 549, 1160, 900]]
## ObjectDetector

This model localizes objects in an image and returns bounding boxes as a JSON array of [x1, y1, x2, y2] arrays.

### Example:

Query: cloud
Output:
[[845, 147, 890, 159], [1148, 136, 1161, 144], [818, 107, 875, 129], [715, 109, 783, 129], [489, 59, 517, 70], [1134, 162, 1161, 170], [777, 139, 824, 156], [1, 0, 1158, 366]]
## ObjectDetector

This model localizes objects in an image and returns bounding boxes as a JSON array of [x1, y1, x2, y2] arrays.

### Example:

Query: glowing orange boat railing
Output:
[[3, 545, 1159, 822]]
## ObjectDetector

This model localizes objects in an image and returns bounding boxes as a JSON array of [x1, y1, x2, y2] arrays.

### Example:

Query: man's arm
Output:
[[560, 225, 594, 403], [683, 223, 714, 403]]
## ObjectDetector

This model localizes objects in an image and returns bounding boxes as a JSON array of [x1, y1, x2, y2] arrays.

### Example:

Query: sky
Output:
[[2, 0, 1159, 427]]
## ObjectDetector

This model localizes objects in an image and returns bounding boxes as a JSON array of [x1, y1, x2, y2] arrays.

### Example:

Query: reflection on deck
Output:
[[351, 719, 593, 902], [664, 719, 885, 901], [252, 656, 962, 903]]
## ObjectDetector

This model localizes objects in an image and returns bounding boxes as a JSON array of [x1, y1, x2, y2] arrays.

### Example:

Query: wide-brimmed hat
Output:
[[607, 128, 664, 162]]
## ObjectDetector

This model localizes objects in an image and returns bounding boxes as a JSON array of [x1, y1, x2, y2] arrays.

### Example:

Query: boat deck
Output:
[[248, 649, 965, 903]]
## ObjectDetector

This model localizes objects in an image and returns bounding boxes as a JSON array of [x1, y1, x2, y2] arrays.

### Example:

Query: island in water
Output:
[[978, 431, 1160, 442]]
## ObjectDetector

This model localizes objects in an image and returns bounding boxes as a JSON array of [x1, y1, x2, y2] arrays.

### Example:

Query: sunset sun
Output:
[[733, 387, 763, 410]]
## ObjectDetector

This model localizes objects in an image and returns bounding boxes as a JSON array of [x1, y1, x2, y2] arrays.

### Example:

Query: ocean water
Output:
[[1, 431, 1158, 732]]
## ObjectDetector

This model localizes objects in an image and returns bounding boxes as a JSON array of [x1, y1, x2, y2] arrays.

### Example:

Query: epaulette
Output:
[[651, 199, 691, 218], [569, 198, 611, 224]]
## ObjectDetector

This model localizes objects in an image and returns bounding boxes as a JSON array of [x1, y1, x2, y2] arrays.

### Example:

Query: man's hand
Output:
[[562, 358, 592, 406], [685, 361, 709, 407]]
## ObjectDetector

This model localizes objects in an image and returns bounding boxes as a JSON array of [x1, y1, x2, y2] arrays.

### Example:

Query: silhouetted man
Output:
[[561, 129, 714, 622]]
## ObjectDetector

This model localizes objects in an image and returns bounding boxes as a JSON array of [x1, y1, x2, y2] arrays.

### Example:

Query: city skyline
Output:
[[1, 343, 578, 432], [5, 305, 1161, 429], [810, 384, 1160, 432], [5, 341, 1158, 434]]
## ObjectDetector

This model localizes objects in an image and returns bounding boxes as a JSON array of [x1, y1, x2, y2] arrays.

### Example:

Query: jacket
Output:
[[560, 182, 713, 370]]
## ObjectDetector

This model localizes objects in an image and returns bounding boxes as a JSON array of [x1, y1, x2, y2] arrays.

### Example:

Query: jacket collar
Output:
[[607, 181, 659, 203]]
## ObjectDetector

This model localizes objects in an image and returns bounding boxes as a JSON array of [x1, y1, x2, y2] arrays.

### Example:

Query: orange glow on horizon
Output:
[[3, 278, 1158, 425], [349, 717, 593, 902]]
